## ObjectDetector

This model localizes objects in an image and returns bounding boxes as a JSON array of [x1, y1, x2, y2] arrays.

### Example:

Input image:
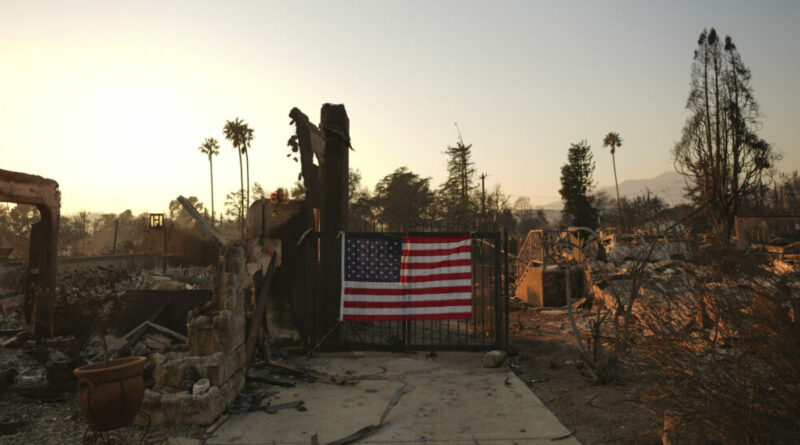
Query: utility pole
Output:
[[79, 211, 87, 253], [163, 218, 168, 274], [149, 213, 167, 274], [112, 219, 119, 254]]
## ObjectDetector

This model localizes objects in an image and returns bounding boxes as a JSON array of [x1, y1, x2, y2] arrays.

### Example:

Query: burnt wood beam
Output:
[[289, 108, 324, 208]]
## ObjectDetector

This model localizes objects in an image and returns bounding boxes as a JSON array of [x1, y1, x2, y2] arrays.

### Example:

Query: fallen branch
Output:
[[379, 383, 407, 424], [326, 425, 379, 445]]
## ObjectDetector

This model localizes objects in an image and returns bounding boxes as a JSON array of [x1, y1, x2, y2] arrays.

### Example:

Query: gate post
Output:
[[319, 104, 350, 337]]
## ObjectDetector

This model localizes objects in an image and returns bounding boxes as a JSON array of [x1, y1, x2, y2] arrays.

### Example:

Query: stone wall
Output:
[[139, 245, 248, 426]]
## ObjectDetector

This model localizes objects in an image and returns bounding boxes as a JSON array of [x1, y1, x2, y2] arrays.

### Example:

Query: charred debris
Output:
[[0, 104, 364, 434]]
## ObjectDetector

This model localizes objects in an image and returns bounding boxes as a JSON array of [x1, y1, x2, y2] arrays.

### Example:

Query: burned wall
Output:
[[0, 169, 60, 337], [245, 198, 307, 345]]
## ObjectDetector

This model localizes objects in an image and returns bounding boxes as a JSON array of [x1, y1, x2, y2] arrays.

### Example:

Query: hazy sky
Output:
[[1, 1, 798, 214]]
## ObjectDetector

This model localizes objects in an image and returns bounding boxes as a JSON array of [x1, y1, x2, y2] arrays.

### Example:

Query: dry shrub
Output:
[[635, 247, 800, 444]]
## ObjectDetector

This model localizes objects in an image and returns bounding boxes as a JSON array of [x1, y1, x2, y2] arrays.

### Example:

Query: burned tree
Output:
[[673, 28, 778, 242]]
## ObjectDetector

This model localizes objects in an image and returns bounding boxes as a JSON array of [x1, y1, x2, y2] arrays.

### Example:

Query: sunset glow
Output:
[[1, 1, 798, 214]]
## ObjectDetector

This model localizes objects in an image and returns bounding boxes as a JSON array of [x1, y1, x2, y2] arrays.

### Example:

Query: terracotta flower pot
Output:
[[73, 356, 147, 431]]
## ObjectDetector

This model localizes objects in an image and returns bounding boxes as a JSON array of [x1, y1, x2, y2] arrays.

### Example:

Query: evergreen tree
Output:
[[347, 169, 375, 228], [439, 140, 476, 228], [559, 140, 599, 229], [375, 167, 434, 230]]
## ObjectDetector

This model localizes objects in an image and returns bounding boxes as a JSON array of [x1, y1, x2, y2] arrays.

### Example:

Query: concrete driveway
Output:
[[207, 351, 578, 445]]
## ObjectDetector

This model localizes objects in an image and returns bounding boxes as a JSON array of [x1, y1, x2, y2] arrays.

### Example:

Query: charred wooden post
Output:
[[289, 107, 325, 209], [319, 104, 350, 338], [0, 169, 60, 338], [288, 108, 324, 345], [287, 105, 351, 345]]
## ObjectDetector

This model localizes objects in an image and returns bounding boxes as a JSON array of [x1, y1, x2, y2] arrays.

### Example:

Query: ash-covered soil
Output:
[[0, 390, 205, 445], [508, 303, 663, 445]]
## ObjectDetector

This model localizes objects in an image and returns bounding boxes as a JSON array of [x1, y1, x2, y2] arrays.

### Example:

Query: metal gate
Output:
[[296, 231, 509, 352]]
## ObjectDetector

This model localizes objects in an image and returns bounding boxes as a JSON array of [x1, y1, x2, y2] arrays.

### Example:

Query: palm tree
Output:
[[241, 125, 254, 209], [198, 137, 220, 227], [224, 118, 247, 239], [603, 131, 623, 226]]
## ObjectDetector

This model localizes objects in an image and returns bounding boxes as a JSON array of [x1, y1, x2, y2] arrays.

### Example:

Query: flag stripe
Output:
[[344, 285, 472, 295], [343, 313, 471, 321], [402, 245, 471, 256], [402, 239, 471, 250], [345, 279, 471, 289], [401, 266, 471, 276], [403, 252, 470, 263], [341, 292, 472, 302], [342, 306, 471, 315], [400, 272, 471, 283], [402, 235, 470, 244], [401, 259, 471, 269], [343, 299, 471, 308]]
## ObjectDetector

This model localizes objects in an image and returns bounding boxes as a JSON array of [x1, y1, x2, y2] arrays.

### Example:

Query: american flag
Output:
[[340, 234, 473, 321]]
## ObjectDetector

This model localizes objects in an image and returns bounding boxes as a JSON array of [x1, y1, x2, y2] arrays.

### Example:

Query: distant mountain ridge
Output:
[[543, 171, 688, 209]]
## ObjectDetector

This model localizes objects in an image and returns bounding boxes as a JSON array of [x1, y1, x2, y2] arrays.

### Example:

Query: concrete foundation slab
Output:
[[207, 352, 578, 444]]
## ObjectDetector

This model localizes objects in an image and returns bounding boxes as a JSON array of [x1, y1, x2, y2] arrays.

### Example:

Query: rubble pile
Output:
[[0, 259, 22, 301], [584, 245, 800, 343], [586, 258, 692, 312], [0, 263, 216, 417], [54, 266, 211, 339], [512, 226, 800, 347], [601, 233, 690, 264]]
